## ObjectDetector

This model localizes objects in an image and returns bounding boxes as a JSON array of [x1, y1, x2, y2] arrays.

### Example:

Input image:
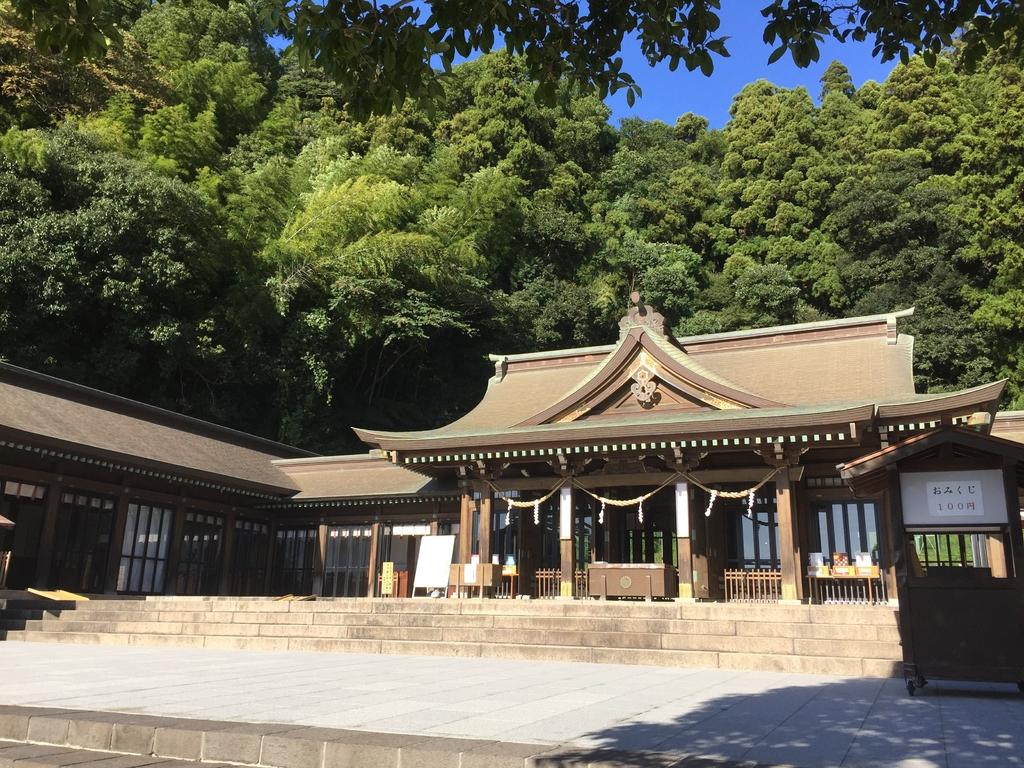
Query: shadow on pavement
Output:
[[535, 676, 1024, 768]]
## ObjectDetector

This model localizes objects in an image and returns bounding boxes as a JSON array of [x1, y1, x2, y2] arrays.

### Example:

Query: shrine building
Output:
[[1, 299, 1022, 608]]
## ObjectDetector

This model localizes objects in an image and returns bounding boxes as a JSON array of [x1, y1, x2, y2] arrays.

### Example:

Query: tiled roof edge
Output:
[[481, 309, 914, 366], [273, 451, 389, 468], [0, 362, 315, 459], [487, 344, 617, 365], [675, 308, 915, 346]]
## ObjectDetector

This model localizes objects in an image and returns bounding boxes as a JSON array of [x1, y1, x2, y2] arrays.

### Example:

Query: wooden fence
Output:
[[533, 568, 589, 599], [809, 575, 888, 605], [724, 568, 782, 603]]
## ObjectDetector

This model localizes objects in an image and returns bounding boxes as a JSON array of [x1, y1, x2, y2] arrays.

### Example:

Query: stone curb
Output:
[[0, 707, 768, 768]]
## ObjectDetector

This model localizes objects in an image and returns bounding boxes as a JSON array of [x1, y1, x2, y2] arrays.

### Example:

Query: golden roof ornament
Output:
[[619, 291, 666, 338]]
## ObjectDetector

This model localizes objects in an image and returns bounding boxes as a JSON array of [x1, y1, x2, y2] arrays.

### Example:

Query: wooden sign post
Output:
[[380, 561, 395, 597]]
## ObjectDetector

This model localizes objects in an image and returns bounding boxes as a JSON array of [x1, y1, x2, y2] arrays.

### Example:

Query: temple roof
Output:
[[354, 304, 1004, 455], [273, 453, 453, 500], [0, 362, 311, 495], [993, 411, 1024, 445]]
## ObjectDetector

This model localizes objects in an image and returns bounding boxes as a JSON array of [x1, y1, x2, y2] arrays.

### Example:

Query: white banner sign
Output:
[[900, 469, 1008, 526], [412, 535, 456, 591]]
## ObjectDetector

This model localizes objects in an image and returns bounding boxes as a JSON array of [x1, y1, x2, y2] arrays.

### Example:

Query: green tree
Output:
[[13, 0, 1024, 116]]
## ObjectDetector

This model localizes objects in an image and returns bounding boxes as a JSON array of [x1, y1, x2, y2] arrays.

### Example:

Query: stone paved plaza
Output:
[[1, 643, 1022, 768]]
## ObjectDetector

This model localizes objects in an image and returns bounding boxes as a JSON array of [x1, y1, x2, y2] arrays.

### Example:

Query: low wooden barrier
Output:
[[574, 569, 589, 599], [724, 568, 782, 603], [533, 568, 589, 599], [534, 568, 560, 598], [809, 575, 888, 604]]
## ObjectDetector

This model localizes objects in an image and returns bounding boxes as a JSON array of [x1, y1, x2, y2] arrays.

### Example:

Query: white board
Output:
[[900, 469, 1008, 526], [413, 535, 456, 591]]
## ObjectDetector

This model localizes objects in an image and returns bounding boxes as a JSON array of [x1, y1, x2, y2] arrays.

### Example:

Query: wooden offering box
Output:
[[589, 563, 677, 600], [448, 562, 502, 598]]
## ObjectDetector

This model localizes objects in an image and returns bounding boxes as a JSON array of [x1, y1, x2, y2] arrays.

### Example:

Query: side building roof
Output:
[[0, 363, 311, 496], [993, 411, 1024, 445], [271, 453, 456, 502]]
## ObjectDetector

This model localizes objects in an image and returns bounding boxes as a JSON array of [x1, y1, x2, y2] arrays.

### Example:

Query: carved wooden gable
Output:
[[519, 316, 785, 427]]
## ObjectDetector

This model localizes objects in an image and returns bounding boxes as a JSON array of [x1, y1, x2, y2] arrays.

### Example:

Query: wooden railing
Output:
[[574, 569, 589, 599], [533, 568, 589, 599], [724, 568, 782, 603], [809, 576, 888, 605], [534, 568, 560, 598], [0, 550, 10, 589]]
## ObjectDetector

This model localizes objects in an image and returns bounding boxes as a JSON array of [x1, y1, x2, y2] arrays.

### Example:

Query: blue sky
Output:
[[605, 6, 896, 128], [271, 6, 898, 129]]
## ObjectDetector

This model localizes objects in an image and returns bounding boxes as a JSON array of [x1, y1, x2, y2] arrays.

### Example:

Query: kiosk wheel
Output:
[[906, 675, 928, 696]]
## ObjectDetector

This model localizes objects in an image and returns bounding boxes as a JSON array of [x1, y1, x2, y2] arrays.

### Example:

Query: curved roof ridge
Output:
[[678, 308, 914, 346]]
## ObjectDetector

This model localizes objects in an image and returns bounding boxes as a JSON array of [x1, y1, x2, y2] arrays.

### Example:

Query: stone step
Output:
[[0, 705, 566, 768], [3, 615, 896, 656], [60, 597, 899, 624], [2, 608, 900, 642], [8, 598, 899, 624], [5, 610, 893, 640], [1, 628, 899, 676], [0, 741, 198, 768]]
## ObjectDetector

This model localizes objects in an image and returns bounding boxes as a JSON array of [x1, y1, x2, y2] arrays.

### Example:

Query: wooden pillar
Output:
[[366, 522, 381, 598], [519, 496, 538, 596], [689, 487, 709, 599], [478, 483, 493, 563], [313, 522, 327, 596], [218, 510, 237, 595], [164, 499, 188, 596], [458, 487, 473, 563], [104, 489, 131, 594], [675, 482, 694, 599], [264, 521, 278, 595], [559, 484, 573, 598], [1002, 456, 1023, 578], [886, 464, 915, 668], [34, 478, 63, 588], [775, 467, 802, 602], [880, 489, 899, 601]]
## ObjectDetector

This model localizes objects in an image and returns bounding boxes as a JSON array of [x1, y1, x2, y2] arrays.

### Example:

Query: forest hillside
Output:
[[2, 0, 1022, 453]]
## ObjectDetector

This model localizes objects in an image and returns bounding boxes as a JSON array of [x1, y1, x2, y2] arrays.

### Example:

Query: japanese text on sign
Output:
[[381, 561, 395, 596], [926, 480, 984, 516]]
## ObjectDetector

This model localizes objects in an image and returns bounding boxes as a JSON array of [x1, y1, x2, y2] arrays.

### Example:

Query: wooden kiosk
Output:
[[840, 429, 1024, 695]]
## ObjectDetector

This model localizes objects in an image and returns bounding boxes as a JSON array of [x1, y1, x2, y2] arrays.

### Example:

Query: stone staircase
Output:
[[0, 596, 902, 677]]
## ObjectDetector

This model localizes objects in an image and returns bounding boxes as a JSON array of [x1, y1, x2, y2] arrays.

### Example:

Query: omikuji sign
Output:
[[901, 470, 1008, 526], [927, 481, 984, 517]]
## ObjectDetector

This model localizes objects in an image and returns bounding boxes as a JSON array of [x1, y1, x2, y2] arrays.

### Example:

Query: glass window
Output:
[[811, 500, 882, 565], [726, 490, 779, 569], [271, 526, 317, 595], [909, 531, 993, 571], [175, 511, 223, 595], [228, 519, 269, 596], [50, 490, 115, 593], [117, 503, 173, 594]]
